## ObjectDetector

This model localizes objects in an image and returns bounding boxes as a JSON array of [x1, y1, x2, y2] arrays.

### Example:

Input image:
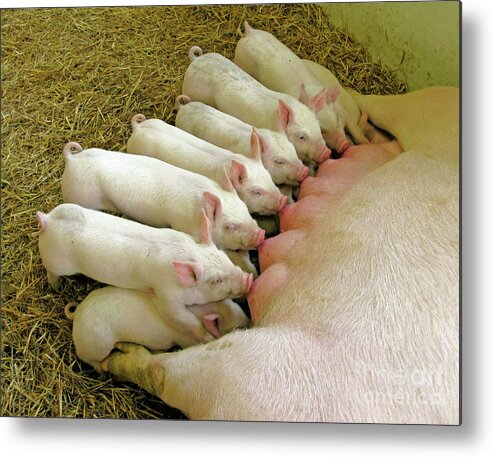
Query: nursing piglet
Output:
[[65, 287, 250, 372], [175, 95, 308, 186], [182, 46, 331, 164], [61, 142, 264, 251], [127, 114, 286, 215], [37, 204, 252, 342], [234, 22, 367, 152]]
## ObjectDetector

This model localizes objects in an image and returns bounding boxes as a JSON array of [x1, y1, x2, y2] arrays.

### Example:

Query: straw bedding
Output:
[[1, 3, 406, 419]]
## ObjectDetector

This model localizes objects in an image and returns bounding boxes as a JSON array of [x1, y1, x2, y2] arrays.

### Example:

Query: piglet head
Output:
[[203, 190, 264, 250], [226, 157, 286, 216], [300, 83, 348, 154], [255, 129, 308, 185], [277, 98, 331, 164]]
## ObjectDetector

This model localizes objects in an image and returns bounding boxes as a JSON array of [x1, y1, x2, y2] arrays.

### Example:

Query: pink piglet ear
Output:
[[310, 87, 328, 114], [203, 191, 223, 222], [327, 83, 340, 103], [249, 128, 262, 162], [228, 159, 248, 190], [202, 313, 222, 338], [199, 208, 213, 244], [173, 261, 204, 288], [222, 165, 235, 192], [299, 83, 309, 105], [36, 211, 47, 233], [277, 99, 294, 132]]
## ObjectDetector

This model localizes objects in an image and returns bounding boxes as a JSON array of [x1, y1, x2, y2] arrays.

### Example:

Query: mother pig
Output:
[[103, 87, 459, 424]]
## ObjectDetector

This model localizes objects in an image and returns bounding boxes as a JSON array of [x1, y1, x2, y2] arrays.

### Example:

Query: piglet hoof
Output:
[[47, 271, 61, 290]]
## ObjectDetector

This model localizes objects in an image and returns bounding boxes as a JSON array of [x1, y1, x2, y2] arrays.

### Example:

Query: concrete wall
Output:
[[320, 1, 460, 90]]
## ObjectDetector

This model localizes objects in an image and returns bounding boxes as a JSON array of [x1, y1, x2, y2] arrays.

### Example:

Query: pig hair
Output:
[[131, 113, 146, 131], [64, 302, 78, 320], [174, 95, 191, 110], [63, 142, 83, 161], [188, 46, 203, 61]]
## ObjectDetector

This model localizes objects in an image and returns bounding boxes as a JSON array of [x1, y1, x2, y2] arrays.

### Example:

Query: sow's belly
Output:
[[247, 146, 459, 424]]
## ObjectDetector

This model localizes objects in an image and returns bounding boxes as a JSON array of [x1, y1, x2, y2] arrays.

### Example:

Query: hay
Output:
[[1, 4, 406, 419]]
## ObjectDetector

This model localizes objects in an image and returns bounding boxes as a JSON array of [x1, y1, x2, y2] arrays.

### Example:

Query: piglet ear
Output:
[[202, 313, 221, 338], [327, 83, 340, 103], [250, 128, 262, 162], [199, 208, 213, 244], [172, 261, 204, 288], [228, 159, 248, 190], [203, 191, 223, 222], [309, 87, 328, 114], [299, 83, 309, 105], [222, 165, 235, 192], [277, 99, 295, 132]]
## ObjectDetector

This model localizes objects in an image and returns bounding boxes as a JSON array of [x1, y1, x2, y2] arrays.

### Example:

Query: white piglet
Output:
[[127, 114, 286, 215], [61, 142, 265, 250], [234, 21, 368, 151], [65, 287, 250, 372], [181, 46, 331, 164], [175, 95, 308, 186], [37, 203, 252, 343]]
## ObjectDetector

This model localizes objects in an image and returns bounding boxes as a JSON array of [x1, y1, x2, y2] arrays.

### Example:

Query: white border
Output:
[[2, 0, 492, 456]]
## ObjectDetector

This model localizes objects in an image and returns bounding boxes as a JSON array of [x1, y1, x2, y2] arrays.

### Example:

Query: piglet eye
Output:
[[225, 223, 237, 231], [251, 188, 263, 197], [274, 158, 286, 166], [299, 134, 305, 141], [210, 278, 223, 285]]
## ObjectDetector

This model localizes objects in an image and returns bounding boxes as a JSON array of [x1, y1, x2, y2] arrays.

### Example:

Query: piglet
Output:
[[61, 142, 264, 251], [126, 114, 286, 215], [182, 46, 331, 164], [175, 95, 308, 186], [234, 22, 367, 152], [65, 286, 250, 372], [37, 203, 252, 342]]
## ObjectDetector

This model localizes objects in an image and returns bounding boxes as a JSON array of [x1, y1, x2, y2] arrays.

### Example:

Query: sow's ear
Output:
[[172, 261, 204, 288]]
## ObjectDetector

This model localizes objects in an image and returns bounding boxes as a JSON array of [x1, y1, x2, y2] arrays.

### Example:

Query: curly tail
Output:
[[131, 113, 146, 131], [189, 46, 203, 62], [63, 142, 83, 161], [64, 302, 78, 320], [175, 94, 191, 110]]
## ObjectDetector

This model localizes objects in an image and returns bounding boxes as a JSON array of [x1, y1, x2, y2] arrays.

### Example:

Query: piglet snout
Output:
[[339, 139, 351, 153], [253, 228, 266, 247], [242, 272, 254, 294], [277, 195, 288, 212], [298, 166, 309, 182], [316, 147, 331, 163]]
